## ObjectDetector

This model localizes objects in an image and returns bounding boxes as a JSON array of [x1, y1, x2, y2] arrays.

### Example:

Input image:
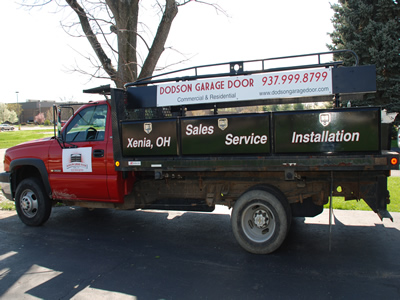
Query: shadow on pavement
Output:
[[0, 207, 400, 299]]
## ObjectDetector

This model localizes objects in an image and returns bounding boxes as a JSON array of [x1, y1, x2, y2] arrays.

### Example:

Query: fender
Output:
[[9, 158, 52, 199]]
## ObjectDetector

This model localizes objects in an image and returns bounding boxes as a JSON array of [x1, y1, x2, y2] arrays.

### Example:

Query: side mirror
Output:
[[53, 105, 64, 140], [53, 104, 75, 143], [57, 107, 62, 139], [53, 105, 62, 140]]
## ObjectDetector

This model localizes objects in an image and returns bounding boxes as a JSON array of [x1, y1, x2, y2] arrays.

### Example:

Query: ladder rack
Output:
[[123, 50, 374, 110], [125, 50, 358, 87]]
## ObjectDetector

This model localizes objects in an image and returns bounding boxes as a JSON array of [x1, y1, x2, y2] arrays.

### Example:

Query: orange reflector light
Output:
[[391, 157, 398, 165], [115, 161, 120, 167]]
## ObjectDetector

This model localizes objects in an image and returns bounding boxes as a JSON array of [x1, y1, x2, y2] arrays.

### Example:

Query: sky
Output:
[[0, 0, 338, 104]]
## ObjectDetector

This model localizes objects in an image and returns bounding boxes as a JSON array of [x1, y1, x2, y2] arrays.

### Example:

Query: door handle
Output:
[[93, 149, 104, 158]]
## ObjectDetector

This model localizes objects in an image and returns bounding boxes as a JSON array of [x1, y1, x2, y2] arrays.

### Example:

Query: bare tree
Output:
[[22, 0, 224, 88]]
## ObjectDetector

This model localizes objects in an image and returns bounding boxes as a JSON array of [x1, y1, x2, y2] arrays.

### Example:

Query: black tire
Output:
[[15, 178, 52, 226], [231, 188, 290, 254]]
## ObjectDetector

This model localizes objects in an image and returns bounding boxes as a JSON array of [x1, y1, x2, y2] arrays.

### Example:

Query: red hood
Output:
[[10, 136, 54, 149], [3, 137, 55, 171]]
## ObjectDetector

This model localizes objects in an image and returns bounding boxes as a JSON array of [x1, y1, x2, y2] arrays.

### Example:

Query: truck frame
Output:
[[1, 50, 399, 254]]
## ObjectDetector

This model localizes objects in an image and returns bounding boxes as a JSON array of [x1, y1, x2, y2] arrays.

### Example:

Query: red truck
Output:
[[1, 51, 399, 254]]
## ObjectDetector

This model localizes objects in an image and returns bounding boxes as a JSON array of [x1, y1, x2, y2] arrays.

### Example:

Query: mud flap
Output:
[[360, 175, 393, 221]]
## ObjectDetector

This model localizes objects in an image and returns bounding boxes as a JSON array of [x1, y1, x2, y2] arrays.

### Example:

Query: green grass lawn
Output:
[[0, 200, 14, 210], [388, 177, 400, 212], [0, 129, 54, 149], [323, 177, 400, 212]]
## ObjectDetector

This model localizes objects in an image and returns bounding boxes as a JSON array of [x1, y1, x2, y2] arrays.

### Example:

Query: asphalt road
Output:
[[0, 207, 400, 299]]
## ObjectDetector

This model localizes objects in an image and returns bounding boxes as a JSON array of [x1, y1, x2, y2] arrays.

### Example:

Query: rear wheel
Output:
[[231, 188, 290, 254], [15, 178, 52, 226]]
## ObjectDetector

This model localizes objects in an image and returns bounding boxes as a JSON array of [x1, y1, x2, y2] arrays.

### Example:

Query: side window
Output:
[[65, 105, 108, 142]]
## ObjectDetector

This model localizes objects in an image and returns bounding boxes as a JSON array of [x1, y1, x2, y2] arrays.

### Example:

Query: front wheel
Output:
[[15, 178, 52, 226], [231, 188, 290, 254]]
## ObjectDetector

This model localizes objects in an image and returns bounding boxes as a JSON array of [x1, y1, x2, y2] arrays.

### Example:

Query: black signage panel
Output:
[[121, 119, 178, 156], [181, 113, 270, 155], [274, 107, 380, 153]]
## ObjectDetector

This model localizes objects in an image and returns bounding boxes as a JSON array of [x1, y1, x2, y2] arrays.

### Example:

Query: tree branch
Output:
[[18, 0, 54, 8], [65, 0, 117, 81], [139, 0, 178, 79], [21, 0, 226, 87], [178, 0, 227, 16]]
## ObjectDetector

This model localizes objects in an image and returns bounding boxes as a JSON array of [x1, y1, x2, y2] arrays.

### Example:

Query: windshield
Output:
[[64, 104, 108, 142]]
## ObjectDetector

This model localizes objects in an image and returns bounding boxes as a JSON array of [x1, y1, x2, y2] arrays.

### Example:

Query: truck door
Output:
[[48, 104, 110, 201]]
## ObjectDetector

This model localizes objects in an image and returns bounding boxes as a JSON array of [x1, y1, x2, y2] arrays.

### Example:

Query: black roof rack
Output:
[[83, 84, 111, 95], [125, 50, 359, 88]]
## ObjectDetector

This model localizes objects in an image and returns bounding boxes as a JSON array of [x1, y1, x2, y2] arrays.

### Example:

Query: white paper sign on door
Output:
[[62, 147, 92, 173]]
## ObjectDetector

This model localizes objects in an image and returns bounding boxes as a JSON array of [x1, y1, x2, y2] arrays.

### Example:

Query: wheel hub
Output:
[[20, 191, 38, 218], [253, 209, 269, 229]]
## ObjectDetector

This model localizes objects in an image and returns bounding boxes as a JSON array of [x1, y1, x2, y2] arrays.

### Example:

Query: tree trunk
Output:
[[106, 0, 140, 88], [67, 0, 179, 88], [66, 0, 117, 82]]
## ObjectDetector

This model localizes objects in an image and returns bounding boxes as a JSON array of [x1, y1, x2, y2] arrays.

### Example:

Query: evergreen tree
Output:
[[328, 0, 400, 114]]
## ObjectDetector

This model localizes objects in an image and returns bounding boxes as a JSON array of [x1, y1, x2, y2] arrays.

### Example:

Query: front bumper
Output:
[[0, 172, 12, 201]]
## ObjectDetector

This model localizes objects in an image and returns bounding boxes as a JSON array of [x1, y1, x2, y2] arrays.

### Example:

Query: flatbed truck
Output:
[[1, 51, 399, 254]]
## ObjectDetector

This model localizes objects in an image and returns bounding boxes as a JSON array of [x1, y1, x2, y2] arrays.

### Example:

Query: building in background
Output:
[[20, 100, 55, 123], [12, 100, 81, 124]]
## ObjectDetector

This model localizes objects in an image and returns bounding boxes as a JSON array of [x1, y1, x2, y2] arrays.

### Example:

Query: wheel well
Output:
[[12, 166, 42, 198], [16, 165, 41, 183], [240, 184, 292, 220], [10, 159, 52, 200], [245, 184, 289, 204]]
